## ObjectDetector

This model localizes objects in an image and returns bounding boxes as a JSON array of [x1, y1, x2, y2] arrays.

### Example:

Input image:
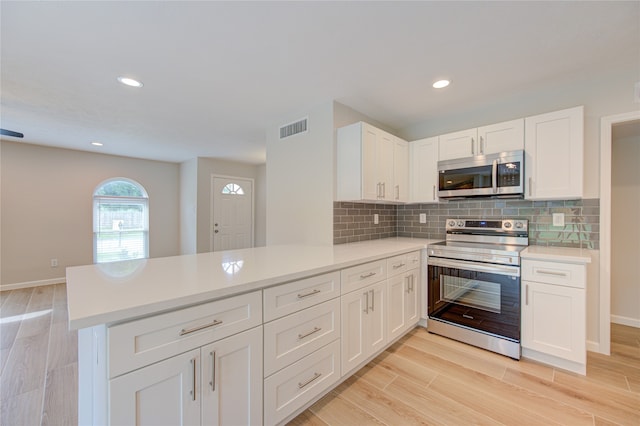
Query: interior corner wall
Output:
[[611, 122, 640, 326], [180, 158, 198, 255], [266, 102, 334, 246], [195, 157, 266, 253], [0, 141, 180, 287]]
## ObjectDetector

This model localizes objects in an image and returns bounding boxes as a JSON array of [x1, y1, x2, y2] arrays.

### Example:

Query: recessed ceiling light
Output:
[[433, 79, 450, 89], [117, 76, 143, 88], [91, 141, 103, 147]]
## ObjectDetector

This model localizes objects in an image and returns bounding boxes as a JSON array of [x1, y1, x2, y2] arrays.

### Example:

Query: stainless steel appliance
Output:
[[438, 150, 524, 199], [427, 218, 528, 359]]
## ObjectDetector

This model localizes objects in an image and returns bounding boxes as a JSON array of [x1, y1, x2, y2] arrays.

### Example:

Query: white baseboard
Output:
[[611, 315, 640, 328], [586, 340, 601, 353], [0, 277, 66, 292]]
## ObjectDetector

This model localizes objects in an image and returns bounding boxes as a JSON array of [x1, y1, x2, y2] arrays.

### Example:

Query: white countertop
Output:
[[520, 245, 592, 264], [66, 237, 437, 330]]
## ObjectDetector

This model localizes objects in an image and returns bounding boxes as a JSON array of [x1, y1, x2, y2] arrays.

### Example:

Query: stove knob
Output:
[[504, 222, 512, 229], [515, 222, 523, 229], [457, 221, 464, 227], [448, 220, 456, 227]]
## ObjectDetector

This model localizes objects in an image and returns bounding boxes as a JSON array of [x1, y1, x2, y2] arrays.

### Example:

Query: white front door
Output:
[[211, 176, 254, 251]]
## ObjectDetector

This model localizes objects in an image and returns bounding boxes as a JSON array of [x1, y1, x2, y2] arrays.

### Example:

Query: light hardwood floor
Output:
[[1, 284, 639, 425]]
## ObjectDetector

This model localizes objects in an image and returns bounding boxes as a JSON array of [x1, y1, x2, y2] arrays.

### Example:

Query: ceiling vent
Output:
[[279, 117, 308, 139]]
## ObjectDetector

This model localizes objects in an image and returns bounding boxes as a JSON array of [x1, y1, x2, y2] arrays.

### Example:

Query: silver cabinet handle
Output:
[[191, 358, 197, 401], [298, 372, 322, 389], [536, 269, 568, 277], [480, 136, 484, 154], [525, 284, 529, 305], [363, 291, 369, 314], [471, 138, 475, 155], [370, 289, 375, 311], [209, 351, 216, 391], [432, 185, 436, 201], [393, 263, 406, 269], [395, 184, 400, 200], [298, 326, 322, 340], [180, 319, 223, 336], [297, 289, 320, 299], [360, 272, 376, 279], [382, 182, 386, 198], [405, 276, 411, 293], [377, 182, 381, 198], [528, 177, 532, 196]]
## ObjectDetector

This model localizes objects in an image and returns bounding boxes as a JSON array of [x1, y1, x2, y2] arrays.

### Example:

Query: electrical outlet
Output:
[[50, 258, 58, 268], [552, 213, 565, 227], [419, 213, 427, 224], [373, 214, 379, 225]]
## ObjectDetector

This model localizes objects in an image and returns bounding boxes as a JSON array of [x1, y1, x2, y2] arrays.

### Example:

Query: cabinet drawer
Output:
[[522, 260, 585, 289], [387, 251, 421, 276], [108, 291, 262, 378], [264, 340, 341, 426], [264, 298, 340, 377], [341, 260, 386, 294], [263, 271, 340, 322]]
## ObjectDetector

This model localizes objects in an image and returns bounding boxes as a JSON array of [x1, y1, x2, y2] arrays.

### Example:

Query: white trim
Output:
[[599, 110, 640, 356], [611, 315, 640, 328], [0, 277, 66, 291], [586, 340, 600, 353], [210, 174, 255, 252]]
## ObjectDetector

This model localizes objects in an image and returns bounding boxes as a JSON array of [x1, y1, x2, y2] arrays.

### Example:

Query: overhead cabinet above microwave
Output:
[[438, 118, 524, 161]]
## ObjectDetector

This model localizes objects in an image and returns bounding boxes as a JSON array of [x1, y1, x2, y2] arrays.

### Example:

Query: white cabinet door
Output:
[[405, 269, 420, 331], [524, 106, 584, 200], [201, 327, 262, 426], [410, 137, 439, 203], [110, 349, 201, 426], [393, 138, 409, 202], [477, 118, 524, 155], [341, 281, 387, 375], [438, 128, 477, 160], [387, 273, 407, 341], [377, 131, 395, 201], [522, 280, 585, 364], [361, 124, 380, 201]]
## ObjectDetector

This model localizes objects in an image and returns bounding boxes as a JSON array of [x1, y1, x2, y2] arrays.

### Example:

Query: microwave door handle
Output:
[[492, 159, 498, 193]]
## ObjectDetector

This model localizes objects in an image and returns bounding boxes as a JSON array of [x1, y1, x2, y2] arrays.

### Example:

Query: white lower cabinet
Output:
[[387, 268, 419, 342], [264, 340, 341, 425], [341, 281, 386, 376], [109, 326, 262, 426], [521, 258, 587, 374]]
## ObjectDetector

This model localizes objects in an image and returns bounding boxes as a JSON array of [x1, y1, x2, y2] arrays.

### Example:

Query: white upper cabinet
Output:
[[524, 106, 584, 200], [438, 118, 524, 161], [393, 138, 409, 202], [337, 122, 407, 202], [410, 136, 439, 203]]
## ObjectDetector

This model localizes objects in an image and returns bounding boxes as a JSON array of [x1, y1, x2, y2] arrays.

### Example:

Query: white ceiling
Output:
[[1, 1, 638, 164]]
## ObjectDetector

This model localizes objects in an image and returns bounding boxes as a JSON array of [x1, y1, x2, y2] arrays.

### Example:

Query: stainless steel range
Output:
[[427, 218, 528, 359]]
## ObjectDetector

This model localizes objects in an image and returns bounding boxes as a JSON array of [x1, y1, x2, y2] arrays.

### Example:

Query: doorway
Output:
[[210, 175, 254, 252], [599, 111, 640, 355]]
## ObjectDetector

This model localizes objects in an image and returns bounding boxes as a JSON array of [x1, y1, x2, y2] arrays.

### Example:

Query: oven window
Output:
[[441, 275, 501, 313]]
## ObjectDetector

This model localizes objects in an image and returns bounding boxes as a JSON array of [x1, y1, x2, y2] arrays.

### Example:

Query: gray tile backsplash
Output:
[[334, 199, 599, 249]]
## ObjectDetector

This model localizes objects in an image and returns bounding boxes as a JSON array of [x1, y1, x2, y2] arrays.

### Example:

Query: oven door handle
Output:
[[428, 257, 520, 277]]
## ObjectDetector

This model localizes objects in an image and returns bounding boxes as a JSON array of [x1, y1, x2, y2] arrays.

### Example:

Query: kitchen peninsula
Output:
[[67, 237, 437, 425]]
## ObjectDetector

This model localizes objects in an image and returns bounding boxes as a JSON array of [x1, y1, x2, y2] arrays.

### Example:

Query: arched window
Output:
[[221, 183, 244, 195], [93, 178, 149, 263]]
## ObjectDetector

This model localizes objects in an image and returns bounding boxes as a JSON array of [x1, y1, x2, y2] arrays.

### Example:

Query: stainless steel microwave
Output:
[[437, 150, 524, 198]]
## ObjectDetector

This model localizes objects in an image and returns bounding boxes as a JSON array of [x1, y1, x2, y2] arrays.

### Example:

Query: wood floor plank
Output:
[[373, 351, 439, 388], [287, 409, 329, 426], [503, 368, 640, 425], [0, 290, 12, 309], [46, 321, 77, 371], [308, 390, 384, 426], [24, 285, 54, 314], [386, 375, 501, 426], [333, 375, 434, 425], [0, 331, 50, 400], [41, 363, 78, 426], [352, 359, 398, 390], [0, 388, 43, 426], [0, 288, 33, 318]]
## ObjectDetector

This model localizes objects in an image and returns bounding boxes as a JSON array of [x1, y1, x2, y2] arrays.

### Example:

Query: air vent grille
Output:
[[279, 117, 308, 139]]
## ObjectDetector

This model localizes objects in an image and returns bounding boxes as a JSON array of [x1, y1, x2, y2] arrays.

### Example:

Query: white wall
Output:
[[195, 157, 265, 253], [180, 158, 198, 254], [611, 121, 640, 326], [255, 164, 267, 247], [266, 102, 335, 245], [0, 141, 180, 288]]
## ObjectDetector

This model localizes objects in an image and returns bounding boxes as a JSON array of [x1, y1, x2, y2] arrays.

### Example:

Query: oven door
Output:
[[428, 257, 520, 342]]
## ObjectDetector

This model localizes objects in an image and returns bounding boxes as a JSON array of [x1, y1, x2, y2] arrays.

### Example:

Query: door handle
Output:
[[209, 351, 216, 391], [395, 184, 400, 200], [214, 230, 219, 233], [432, 185, 436, 201], [363, 291, 369, 314], [191, 358, 197, 401], [471, 138, 475, 155], [480, 136, 484, 154], [525, 284, 529, 305], [492, 159, 498, 193], [370, 289, 375, 311]]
